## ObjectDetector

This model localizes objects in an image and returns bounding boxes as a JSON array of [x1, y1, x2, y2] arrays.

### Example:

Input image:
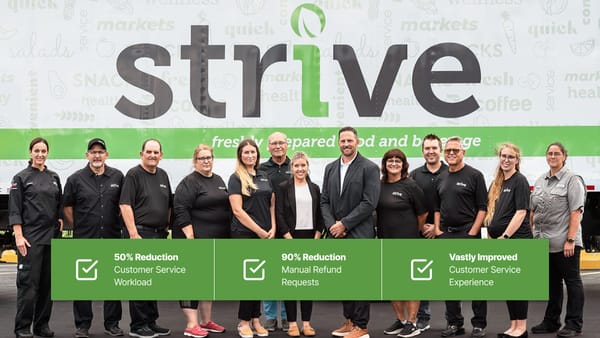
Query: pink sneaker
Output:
[[201, 321, 226, 333], [185, 325, 209, 338]]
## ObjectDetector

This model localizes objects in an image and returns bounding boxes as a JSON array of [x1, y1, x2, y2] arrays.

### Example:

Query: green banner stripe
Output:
[[1, 126, 598, 159]]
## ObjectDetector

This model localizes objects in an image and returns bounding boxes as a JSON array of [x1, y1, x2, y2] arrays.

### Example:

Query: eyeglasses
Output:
[[444, 148, 462, 154], [500, 154, 516, 160], [386, 159, 403, 164], [546, 152, 563, 157], [88, 150, 106, 155], [196, 156, 213, 162], [269, 141, 287, 146]]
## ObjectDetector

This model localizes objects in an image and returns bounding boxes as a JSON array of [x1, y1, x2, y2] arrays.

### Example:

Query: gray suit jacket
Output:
[[320, 152, 380, 238]]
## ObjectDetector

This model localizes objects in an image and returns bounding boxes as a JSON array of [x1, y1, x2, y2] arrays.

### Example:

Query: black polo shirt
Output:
[[8, 165, 62, 245], [258, 157, 291, 190], [63, 164, 124, 238], [120, 165, 173, 229], [409, 162, 448, 224]]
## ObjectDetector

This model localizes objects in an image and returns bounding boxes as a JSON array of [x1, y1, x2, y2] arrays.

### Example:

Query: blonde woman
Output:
[[484, 143, 531, 338], [228, 139, 276, 338], [275, 152, 324, 337]]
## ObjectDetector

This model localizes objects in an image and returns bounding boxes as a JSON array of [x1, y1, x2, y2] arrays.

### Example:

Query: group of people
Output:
[[8, 127, 586, 338]]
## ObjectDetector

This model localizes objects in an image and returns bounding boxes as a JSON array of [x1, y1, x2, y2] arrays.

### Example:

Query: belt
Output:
[[135, 225, 168, 233]]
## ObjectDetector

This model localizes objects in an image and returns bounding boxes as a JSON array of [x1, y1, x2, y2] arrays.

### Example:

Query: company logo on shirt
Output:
[[455, 182, 467, 187], [52, 181, 58, 186], [260, 178, 269, 182], [159, 184, 167, 189], [392, 191, 403, 197], [110, 183, 120, 188], [10, 182, 17, 190], [503, 188, 511, 193], [218, 186, 227, 190]]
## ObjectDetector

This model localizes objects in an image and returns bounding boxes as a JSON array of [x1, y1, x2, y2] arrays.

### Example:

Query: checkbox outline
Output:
[[76, 258, 99, 281], [243, 258, 266, 281], [410, 258, 433, 281]]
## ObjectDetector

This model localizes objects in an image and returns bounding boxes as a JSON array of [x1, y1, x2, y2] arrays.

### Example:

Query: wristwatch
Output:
[[503, 234, 509, 239], [567, 238, 575, 243]]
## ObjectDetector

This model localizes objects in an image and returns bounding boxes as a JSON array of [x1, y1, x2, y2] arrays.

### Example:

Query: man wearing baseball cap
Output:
[[63, 138, 125, 337]]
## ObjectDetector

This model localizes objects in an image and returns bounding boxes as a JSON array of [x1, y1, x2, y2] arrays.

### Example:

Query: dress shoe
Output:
[[33, 327, 54, 337], [531, 322, 559, 334], [556, 328, 581, 337]]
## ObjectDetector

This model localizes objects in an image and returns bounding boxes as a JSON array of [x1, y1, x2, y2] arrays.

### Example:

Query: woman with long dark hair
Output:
[[228, 139, 276, 338]]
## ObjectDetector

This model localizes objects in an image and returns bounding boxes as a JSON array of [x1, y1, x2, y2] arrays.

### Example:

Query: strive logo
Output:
[[115, 3, 481, 120]]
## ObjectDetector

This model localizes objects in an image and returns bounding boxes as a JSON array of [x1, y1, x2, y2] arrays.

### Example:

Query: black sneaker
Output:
[[441, 325, 465, 337], [471, 327, 485, 338], [531, 322, 559, 334], [148, 323, 171, 336], [105, 326, 125, 336], [15, 331, 33, 338], [398, 322, 420, 338], [416, 319, 430, 332], [75, 327, 89, 338], [129, 326, 158, 338], [384, 320, 405, 335]]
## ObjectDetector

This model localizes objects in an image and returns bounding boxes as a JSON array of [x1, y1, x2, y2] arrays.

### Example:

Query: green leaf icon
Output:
[[290, 3, 326, 38]]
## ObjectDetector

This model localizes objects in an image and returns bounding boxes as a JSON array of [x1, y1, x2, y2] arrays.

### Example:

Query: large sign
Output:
[[51, 239, 548, 300], [0, 1, 598, 190]]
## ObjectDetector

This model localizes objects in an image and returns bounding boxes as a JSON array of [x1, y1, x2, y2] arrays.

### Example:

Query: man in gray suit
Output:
[[321, 126, 380, 338]]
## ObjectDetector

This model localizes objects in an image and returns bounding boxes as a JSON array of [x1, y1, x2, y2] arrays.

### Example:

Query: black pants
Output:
[[506, 301, 528, 320], [544, 247, 584, 331], [238, 301, 262, 321], [342, 301, 370, 329], [445, 300, 487, 328], [73, 300, 122, 329], [284, 301, 313, 322], [439, 229, 487, 328], [15, 244, 52, 334], [231, 231, 263, 321], [130, 229, 168, 330]]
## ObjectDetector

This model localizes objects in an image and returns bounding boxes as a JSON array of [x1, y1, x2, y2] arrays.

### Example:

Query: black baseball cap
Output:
[[87, 138, 107, 151]]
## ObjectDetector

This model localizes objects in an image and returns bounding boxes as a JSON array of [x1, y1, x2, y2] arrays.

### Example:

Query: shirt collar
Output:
[[545, 166, 568, 181], [340, 152, 358, 167]]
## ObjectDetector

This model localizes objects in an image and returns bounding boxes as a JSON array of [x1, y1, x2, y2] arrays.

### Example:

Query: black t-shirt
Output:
[[8, 165, 62, 244], [228, 170, 273, 233], [173, 171, 231, 239], [488, 172, 532, 239], [63, 165, 124, 239], [376, 178, 426, 238], [409, 162, 448, 224], [435, 164, 488, 229], [119, 165, 172, 229]]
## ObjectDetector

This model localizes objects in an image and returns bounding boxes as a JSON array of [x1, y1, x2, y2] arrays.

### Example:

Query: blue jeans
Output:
[[263, 301, 287, 320], [417, 301, 430, 321]]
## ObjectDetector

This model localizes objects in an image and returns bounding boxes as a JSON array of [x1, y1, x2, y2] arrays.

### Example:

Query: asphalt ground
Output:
[[2, 263, 600, 338]]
